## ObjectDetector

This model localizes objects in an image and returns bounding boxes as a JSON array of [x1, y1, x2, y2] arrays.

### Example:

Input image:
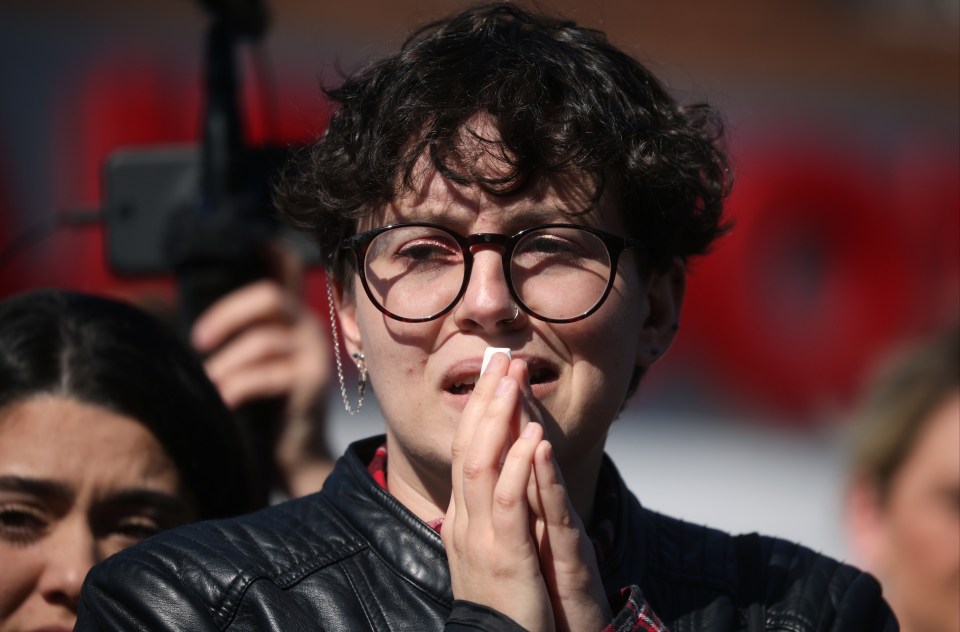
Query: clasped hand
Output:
[[442, 353, 612, 632]]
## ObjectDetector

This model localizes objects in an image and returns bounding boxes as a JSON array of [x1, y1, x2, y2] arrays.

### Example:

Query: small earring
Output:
[[353, 352, 367, 393], [326, 279, 366, 415], [501, 305, 521, 324]]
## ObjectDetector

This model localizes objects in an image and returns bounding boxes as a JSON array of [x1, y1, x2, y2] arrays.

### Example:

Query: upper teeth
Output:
[[453, 376, 478, 388]]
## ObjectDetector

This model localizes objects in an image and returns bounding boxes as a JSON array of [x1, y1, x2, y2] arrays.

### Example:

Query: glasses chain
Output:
[[326, 280, 366, 415]]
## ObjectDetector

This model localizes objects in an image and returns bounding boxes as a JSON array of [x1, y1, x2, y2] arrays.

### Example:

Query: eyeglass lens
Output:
[[361, 225, 614, 321]]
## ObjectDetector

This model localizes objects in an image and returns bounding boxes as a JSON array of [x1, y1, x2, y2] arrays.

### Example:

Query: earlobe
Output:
[[636, 257, 686, 367], [329, 276, 363, 357]]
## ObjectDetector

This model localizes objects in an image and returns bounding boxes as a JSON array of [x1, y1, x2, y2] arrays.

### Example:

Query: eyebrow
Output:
[[0, 476, 192, 518], [0, 475, 74, 503]]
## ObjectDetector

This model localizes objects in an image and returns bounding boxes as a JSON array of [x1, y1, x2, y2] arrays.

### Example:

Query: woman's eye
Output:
[[112, 518, 162, 543], [0, 504, 48, 545]]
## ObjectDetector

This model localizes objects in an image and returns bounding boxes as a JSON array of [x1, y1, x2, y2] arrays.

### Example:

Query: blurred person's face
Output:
[[0, 395, 192, 632], [852, 391, 960, 632]]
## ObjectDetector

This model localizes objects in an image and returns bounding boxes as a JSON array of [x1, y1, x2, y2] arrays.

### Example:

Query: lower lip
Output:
[[529, 381, 556, 400]]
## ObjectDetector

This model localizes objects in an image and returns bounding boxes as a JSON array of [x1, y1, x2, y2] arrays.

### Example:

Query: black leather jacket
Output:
[[77, 436, 896, 631]]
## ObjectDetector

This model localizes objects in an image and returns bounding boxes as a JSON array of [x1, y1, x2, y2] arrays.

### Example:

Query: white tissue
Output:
[[481, 347, 512, 375]]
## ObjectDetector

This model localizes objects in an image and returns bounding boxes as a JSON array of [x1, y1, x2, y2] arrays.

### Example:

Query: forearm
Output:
[[275, 401, 336, 497]]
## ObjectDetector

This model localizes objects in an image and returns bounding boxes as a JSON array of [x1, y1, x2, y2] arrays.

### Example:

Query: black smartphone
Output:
[[102, 144, 319, 276]]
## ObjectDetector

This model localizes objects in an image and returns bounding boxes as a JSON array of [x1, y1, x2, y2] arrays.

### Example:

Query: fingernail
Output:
[[495, 376, 512, 397], [521, 422, 539, 439]]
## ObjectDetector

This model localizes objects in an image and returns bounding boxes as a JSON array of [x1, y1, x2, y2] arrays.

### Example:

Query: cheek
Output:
[[570, 294, 642, 380], [366, 350, 426, 394], [548, 308, 640, 429], [357, 308, 437, 391], [884, 489, 958, 579], [0, 545, 42, 620]]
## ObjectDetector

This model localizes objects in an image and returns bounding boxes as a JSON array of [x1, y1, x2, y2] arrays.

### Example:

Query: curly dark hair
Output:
[[277, 2, 731, 283]]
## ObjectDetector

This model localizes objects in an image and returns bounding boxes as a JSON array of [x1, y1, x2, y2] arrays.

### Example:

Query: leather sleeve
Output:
[[445, 586, 670, 632], [76, 555, 220, 632], [445, 600, 528, 631]]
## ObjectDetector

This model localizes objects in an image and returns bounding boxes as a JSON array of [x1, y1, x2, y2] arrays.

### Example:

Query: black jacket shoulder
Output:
[[607, 481, 896, 632]]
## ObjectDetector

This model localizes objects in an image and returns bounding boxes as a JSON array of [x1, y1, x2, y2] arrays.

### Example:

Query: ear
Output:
[[636, 257, 686, 368], [844, 477, 886, 571], [329, 275, 363, 357]]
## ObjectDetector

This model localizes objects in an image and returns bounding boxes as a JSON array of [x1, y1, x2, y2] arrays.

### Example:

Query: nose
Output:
[[37, 517, 99, 614], [453, 246, 523, 331]]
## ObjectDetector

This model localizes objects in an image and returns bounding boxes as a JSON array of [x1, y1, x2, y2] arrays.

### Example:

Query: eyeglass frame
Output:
[[342, 221, 646, 324]]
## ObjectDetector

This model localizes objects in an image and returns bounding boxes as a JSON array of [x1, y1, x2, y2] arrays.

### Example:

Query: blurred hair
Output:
[[277, 2, 731, 283], [849, 325, 960, 502], [0, 289, 261, 520]]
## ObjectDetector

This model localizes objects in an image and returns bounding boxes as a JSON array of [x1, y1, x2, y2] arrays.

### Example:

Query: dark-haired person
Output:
[[0, 289, 260, 631], [845, 326, 959, 632], [76, 4, 896, 630]]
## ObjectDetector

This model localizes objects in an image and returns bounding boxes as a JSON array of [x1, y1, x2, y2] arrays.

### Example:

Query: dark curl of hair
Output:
[[277, 2, 732, 282]]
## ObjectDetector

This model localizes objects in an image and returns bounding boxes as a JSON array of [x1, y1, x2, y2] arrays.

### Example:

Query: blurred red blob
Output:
[[680, 133, 958, 420]]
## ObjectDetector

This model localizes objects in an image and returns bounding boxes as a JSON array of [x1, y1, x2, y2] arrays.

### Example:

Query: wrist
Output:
[[274, 409, 334, 496]]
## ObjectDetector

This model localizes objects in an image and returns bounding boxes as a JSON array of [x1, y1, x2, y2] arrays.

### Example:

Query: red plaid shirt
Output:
[[367, 444, 668, 632]]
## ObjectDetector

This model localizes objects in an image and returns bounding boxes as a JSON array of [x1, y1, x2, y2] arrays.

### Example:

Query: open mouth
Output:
[[445, 365, 558, 395]]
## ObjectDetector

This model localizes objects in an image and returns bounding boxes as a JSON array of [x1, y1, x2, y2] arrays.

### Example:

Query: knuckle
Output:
[[461, 459, 486, 482], [492, 488, 520, 512]]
